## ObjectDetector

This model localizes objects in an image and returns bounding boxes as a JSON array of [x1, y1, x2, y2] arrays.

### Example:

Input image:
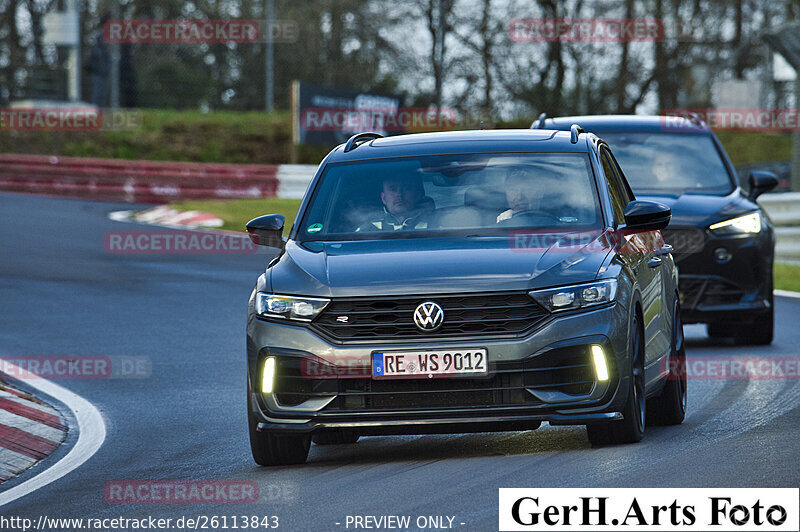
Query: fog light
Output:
[[262, 357, 276, 394], [714, 247, 732, 264], [591, 345, 609, 382]]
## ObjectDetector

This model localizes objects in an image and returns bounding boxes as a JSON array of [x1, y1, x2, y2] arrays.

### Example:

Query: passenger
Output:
[[357, 176, 432, 231]]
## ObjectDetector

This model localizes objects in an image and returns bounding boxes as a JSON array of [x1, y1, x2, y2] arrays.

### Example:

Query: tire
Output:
[[312, 431, 360, 445], [587, 312, 646, 446], [247, 382, 310, 466], [734, 298, 774, 346], [648, 299, 687, 426]]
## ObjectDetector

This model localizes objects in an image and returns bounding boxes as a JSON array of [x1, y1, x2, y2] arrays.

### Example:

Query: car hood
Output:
[[268, 233, 614, 297], [638, 190, 758, 228]]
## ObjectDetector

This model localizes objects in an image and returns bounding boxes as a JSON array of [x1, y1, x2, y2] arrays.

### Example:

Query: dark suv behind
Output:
[[535, 115, 778, 345]]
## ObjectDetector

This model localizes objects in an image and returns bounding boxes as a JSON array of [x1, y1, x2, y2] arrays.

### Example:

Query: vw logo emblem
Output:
[[413, 301, 444, 331]]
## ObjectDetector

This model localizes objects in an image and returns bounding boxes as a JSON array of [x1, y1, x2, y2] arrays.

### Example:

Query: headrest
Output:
[[464, 187, 507, 210]]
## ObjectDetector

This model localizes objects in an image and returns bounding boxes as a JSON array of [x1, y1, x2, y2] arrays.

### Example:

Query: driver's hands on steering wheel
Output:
[[497, 208, 562, 225]]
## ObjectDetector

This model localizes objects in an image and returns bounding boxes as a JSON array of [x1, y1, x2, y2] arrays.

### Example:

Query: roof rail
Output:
[[530, 112, 547, 129], [686, 112, 707, 128], [569, 124, 584, 143], [343, 132, 383, 152]]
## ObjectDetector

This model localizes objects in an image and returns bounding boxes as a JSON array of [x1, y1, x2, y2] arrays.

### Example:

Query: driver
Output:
[[357, 175, 432, 231], [652, 152, 673, 184], [497, 167, 538, 222], [651, 152, 700, 189]]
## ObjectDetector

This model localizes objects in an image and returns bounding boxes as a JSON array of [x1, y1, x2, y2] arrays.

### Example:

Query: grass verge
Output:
[[170, 198, 302, 235], [774, 263, 800, 292]]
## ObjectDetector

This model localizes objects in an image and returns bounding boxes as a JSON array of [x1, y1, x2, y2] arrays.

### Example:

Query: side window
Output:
[[601, 150, 626, 225], [607, 150, 635, 204]]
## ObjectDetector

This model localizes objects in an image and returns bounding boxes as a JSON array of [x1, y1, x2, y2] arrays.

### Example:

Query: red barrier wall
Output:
[[0, 154, 280, 203]]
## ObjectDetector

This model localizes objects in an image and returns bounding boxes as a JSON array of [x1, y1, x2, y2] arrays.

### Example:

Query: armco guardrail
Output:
[[759, 192, 800, 226], [0, 154, 280, 203], [276, 164, 317, 199], [774, 227, 800, 258], [761, 192, 800, 260]]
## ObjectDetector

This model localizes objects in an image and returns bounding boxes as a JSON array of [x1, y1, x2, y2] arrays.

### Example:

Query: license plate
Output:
[[372, 349, 488, 378]]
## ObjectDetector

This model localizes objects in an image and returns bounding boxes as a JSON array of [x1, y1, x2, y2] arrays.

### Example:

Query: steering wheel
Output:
[[500, 209, 562, 225]]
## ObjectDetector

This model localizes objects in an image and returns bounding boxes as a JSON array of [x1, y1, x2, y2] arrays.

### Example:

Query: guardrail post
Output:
[[793, 80, 800, 191]]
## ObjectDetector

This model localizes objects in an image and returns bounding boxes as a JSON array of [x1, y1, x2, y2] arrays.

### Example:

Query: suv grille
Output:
[[311, 292, 549, 341], [661, 226, 705, 262], [679, 276, 744, 310]]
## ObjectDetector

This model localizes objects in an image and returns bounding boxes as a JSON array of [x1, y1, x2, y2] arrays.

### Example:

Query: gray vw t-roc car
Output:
[[245, 127, 686, 465]]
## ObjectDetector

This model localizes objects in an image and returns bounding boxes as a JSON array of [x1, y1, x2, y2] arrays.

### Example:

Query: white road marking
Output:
[[107, 210, 132, 222], [0, 361, 105, 506], [108, 208, 224, 229], [775, 289, 800, 300]]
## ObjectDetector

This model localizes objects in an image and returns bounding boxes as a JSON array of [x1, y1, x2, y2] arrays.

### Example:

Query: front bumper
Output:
[[668, 228, 773, 324], [246, 301, 631, 434]]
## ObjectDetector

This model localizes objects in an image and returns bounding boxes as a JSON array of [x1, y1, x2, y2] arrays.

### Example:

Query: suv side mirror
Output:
[[246, 214, 285, 248], [748, 170, 778, 200], [623, 200, 671, 232]]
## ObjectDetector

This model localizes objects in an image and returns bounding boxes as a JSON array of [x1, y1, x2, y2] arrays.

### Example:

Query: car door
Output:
[[607, 150, 674, 364], [600, 147, 669, 378]]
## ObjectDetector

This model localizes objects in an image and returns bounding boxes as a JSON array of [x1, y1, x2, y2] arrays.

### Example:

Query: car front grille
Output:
[[679, 276, 744, 310], [311, 292, 549, 342], [272, 346, 604, 412], [661, 226, 706, 262]]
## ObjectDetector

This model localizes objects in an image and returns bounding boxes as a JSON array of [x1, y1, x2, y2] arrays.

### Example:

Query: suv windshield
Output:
[[600, 133, 734, 195], [297, 153, 603, 241]]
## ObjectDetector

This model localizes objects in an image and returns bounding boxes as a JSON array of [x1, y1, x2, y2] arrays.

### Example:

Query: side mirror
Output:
[[246, 214, 285, 248], [748, 170, 778, 200], [623, 200, 671, 232]]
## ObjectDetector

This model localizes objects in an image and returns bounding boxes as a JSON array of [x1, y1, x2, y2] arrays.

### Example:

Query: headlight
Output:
[[709, 212, 761, 235], [529, 279, 617, 312], [255, 293, 330, 321]]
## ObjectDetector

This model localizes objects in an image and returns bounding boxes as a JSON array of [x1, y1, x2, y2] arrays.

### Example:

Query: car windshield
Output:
[[297, 153, 603, 241], [600, 132, 734, 195]]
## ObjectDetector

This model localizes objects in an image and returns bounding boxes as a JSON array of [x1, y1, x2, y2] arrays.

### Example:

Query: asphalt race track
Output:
[[1, 192, 799, 531]]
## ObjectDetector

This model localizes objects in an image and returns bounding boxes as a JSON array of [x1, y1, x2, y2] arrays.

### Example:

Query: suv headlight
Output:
[[709, 212, 761, 235], [255, 293, 330, 321], [529, 279, 618, 312]]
